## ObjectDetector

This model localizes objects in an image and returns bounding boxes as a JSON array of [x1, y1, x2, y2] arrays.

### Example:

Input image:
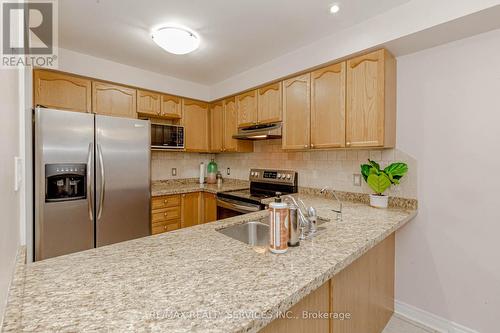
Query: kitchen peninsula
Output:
[[2, 194, 416, 333]]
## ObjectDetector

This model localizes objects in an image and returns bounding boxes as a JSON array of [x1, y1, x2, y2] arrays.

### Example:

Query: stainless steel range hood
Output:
[[232, 122, 282, 140]]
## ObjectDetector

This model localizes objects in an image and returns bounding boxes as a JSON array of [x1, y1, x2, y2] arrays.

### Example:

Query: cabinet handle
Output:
[[311, 144, 314, 148], [164, 212, 168, 216], [164, 225, 167, 230], [304, 144, 308, 148], [164, 200, 167, 204], [346, 142, 351, 147]]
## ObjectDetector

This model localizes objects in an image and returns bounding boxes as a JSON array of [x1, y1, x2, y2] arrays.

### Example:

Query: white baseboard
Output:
[[395, 300, 479, 333]]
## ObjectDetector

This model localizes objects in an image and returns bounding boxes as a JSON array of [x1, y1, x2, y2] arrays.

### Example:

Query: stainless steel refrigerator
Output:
[[34, 108, 151, 261]]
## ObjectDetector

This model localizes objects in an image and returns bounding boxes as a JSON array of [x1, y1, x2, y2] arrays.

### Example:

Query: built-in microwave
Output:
[[151, 123, 184, 149]]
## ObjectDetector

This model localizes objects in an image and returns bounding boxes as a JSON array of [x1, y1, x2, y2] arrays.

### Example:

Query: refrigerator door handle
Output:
[[87, 143, 93, 221], [97, 143, 106, 220]]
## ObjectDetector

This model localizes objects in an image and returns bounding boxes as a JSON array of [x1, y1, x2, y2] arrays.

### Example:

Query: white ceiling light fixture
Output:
[[152, 26, 200, 55], [330, 4, 340, 14]]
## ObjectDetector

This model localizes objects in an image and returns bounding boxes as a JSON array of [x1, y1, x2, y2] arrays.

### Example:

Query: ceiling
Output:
[[59, 0, 410, 85]]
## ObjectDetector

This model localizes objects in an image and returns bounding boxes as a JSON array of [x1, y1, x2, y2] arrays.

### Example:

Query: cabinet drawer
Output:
[[152, 220, 180, 235], [152, 206, 181, 223], [152, 195, 181, 210]]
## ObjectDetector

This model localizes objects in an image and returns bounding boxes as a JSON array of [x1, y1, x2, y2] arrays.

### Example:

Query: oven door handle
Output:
[[216, 198, 261, 213]]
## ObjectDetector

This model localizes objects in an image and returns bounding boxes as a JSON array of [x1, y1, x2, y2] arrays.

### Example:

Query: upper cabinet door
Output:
[[311, 62, 346, 149], [346, 49, 395, 148], [182, 99, 209, 152], [34, 70, 91, 113], [92, 81, 137, 118], [257, 82, 282, 124], [210, 101, 224, 152], [161, 94, 182, 119], [223, 97, 238, 152], [137, 89, 161, 116], [282, 74, 311, 150], [237, 90, 258, 127]]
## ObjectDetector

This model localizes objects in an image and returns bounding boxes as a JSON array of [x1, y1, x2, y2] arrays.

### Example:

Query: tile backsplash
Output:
[[216, 140, 417, 199], [151, 151, 214, 180], [151, 140, 417, 199]]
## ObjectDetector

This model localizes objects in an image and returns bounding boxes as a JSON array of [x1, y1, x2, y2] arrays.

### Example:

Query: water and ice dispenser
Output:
[[45, 164, 87, 202]]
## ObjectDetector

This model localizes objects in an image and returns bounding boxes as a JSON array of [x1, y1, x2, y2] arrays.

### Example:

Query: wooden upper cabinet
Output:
[[182, 99, 210, 152], [237, 90, 258, 127], [34, 70, 92, 113], [223, 97, 238, 152], [161, 94, 182, 119], [92, 81, 137, 118], [311, 62, 346, 149], [210, 101, 224, 152], [282, 73, 311, 150], [258, 82, 282, 124], [137, 89, 161, 116], [346, 49, 396, 148], [223, 97, 253, 153]]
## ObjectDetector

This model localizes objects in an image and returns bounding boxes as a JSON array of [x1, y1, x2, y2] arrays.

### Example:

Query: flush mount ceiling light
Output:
[[152, 26, 200, 55], [330, 4, 340, 14]]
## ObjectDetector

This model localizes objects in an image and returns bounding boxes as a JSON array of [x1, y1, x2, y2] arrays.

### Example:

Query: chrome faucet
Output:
[[320, 187, 343, 221], [282, 195, 317, 239]]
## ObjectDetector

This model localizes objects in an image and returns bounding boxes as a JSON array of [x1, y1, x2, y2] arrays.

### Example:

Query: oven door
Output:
[[216, 197, 262, 219]]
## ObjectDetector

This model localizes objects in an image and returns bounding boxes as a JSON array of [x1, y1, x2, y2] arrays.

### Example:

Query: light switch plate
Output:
[[353, 173, 362, 186], [171, 168, 177, 176]]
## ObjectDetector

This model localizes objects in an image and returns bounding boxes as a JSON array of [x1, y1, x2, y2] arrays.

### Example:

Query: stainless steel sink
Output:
[[217, 221, 269, 246], [217, 216, 331, 246]]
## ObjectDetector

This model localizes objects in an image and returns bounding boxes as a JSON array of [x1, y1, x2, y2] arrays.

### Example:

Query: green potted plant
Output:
[[360, 159, 408, 208]]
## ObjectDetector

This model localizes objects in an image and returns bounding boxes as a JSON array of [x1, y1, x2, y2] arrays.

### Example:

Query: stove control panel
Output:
[[249, 168, 297, 185]]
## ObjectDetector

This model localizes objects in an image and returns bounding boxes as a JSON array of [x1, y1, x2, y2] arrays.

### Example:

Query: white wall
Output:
[[210, 0, 500, 99], [395, 28, 500, 332], [0, 69, 21, 325], [56, 48, 211, 101]]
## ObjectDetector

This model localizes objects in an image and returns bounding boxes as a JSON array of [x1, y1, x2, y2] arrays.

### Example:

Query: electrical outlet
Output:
[[353, 173, 362, 186], [171, 168, 177, 176], [226, 167, 231, 176]]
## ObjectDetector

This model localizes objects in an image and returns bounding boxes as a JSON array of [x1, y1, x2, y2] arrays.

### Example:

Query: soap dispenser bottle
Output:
[[269, 192, 289, 254]]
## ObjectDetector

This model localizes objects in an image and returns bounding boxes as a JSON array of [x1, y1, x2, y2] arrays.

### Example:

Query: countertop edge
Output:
[[244, 209, 418, 333], [1, 205, 418, 333], [1, 246, 27, 333]]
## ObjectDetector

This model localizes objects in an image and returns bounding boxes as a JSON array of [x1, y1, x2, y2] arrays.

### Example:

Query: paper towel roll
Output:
[[199, 162, 205, 184]]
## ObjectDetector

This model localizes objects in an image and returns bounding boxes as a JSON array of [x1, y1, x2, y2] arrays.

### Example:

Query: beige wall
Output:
[[216, 141, 417, 199], [395, 28, 500, 332], [57, 48, 210, 101], [0, 69, 20, 325]]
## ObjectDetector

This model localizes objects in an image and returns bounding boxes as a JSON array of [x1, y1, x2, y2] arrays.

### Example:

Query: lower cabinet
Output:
[[152, 191, 218, 235], [181, 192, 201, 229], [259, 233, 395, 333], [203, 193, 217, 223], [151, 195, 181, 235]]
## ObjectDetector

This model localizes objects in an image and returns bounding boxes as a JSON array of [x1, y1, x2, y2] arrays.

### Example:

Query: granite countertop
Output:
[[151, 179, 250, 197], [2, 194, 417, 333]]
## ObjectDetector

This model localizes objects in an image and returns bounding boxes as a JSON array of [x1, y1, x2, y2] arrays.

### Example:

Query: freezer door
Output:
[[95, 115, 151, 247], [34, 108, 95, 261]]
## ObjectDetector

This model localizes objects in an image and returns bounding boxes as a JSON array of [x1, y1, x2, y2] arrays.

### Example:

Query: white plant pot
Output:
[[369, 194, 389, 208]]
